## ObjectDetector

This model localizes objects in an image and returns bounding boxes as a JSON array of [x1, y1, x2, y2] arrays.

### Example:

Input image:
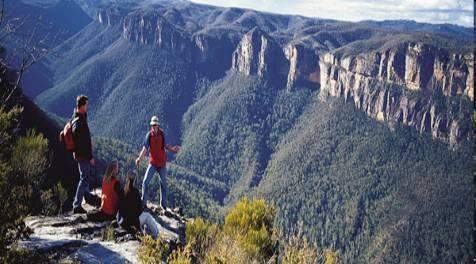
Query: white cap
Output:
[[150, 116, 160, 126]]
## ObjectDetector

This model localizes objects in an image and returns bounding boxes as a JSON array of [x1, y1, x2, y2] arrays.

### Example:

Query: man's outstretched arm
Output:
[[165, 144, 180, 153]]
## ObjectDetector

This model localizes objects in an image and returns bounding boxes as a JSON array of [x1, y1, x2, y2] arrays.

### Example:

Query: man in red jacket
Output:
[[135, 116, 180, 210]]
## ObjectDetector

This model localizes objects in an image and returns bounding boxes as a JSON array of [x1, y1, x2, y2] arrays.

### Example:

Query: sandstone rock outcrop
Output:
[[122, 11, 189, 53], [232, 27, 288, 84], [97, 7, 125, 27], [20, 197, 186, 263], [284, 44, 320, 91], [319, 43, 473, 146], [192, 32, 240, 79]]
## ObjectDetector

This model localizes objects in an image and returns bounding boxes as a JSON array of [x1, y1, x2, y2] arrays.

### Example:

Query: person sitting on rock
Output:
[[87, 160, 122, 222], [117, 171, 160, 239]]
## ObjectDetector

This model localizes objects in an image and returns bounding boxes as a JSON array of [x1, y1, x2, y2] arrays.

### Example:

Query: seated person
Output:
[[117, 171, 160, 239], [87, 160, 122, 222]]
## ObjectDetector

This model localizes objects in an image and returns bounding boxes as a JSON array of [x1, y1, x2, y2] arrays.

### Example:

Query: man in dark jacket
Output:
[[72, 95, 96, 214]]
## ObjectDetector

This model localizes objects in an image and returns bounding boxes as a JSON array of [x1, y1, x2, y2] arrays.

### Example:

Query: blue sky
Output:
[[190, 0, 473, 27]]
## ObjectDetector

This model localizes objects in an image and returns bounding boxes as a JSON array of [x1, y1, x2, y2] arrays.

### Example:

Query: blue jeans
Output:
[[73, 160, 92, 209], [142, 164, 167, 209], [139, 212, 160, 239]]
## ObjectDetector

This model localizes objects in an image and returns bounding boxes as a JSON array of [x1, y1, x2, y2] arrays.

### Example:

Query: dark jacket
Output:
[[72, 111, 92, 160], [117, 186, 143, 231]]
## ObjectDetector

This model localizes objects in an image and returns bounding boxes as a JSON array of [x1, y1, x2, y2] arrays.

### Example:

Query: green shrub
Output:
[[11, 129, 49, 187], [54, 182, 68, 215], [167, 247, 192, 264], [223, 197, 277, 260], [101, 226, 115, 241], [185, 217, 218, 260], [282, 233, 318, 264], [205, 234, 251, 264], [0, 107, 50, 260], [40, 182, 68, 216], [0, 106, 21, 153], [323, 249, 339, 264], [40, 189, 56, 216], [137, 234, 169, 264], [168, 196, 337, 264]]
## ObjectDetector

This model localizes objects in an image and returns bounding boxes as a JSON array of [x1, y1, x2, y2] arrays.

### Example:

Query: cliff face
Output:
[[193, 32, 241, 79], [284, 44, 320, 91], [98, 8, 191, 59], [232, 38, 472, 146], [97, 7, 124, 26], [122, 12, 188, 51], [327, 43, 473, 99], [232, 28, 288, 84], [319, 43, 473, 146]]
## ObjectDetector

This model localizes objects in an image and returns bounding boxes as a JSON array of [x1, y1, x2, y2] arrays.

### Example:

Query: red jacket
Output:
[[147, 129, 166, 168], [101, 176, 120, 216]]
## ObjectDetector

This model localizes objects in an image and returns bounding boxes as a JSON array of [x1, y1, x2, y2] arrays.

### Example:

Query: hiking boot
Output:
[[73, 206, 87, 214]]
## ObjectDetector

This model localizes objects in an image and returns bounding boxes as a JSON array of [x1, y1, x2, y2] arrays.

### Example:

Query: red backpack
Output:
[[59, 117, 78, 151]]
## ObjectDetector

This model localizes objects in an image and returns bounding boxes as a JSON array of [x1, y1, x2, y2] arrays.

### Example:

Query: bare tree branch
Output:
[[0, 0, 58, 106], [2, 24, 51, 104]]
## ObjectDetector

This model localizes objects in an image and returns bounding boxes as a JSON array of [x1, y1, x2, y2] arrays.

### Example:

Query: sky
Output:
[[190, 0, 474, 27]]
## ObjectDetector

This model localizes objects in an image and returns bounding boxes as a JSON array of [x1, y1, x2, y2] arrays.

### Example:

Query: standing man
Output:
[[135, 116, 180, 211], [72, 95, 96, 214]]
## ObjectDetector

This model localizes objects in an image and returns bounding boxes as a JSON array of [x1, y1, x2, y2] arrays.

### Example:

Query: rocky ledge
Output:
[[19, 201, 186, 263]]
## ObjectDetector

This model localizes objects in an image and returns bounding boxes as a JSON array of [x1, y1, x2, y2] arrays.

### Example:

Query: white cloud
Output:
[[190, 0, 474, 27], [403, 0, 459, 10]]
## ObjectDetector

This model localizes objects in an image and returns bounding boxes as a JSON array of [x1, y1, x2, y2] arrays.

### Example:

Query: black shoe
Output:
[[73, 206, 87, 214]]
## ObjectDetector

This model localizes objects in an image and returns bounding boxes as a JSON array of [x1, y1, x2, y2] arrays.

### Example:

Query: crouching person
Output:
[[87, 161, 122, 222], [117, 171, 160, 239]]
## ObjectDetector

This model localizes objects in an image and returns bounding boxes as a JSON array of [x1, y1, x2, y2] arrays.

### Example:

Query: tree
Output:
[[0, 0, 53, 105], [0, 106, 49, 260]]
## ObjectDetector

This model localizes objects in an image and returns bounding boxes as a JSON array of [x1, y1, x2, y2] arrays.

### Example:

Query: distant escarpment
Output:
[[84, 4, 475, 147], [231, 34, 472, 146], [319, 43, 473, 146]]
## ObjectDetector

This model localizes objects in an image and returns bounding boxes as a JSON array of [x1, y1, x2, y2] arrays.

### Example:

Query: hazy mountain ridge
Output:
[[35, 0, 473, 147]]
